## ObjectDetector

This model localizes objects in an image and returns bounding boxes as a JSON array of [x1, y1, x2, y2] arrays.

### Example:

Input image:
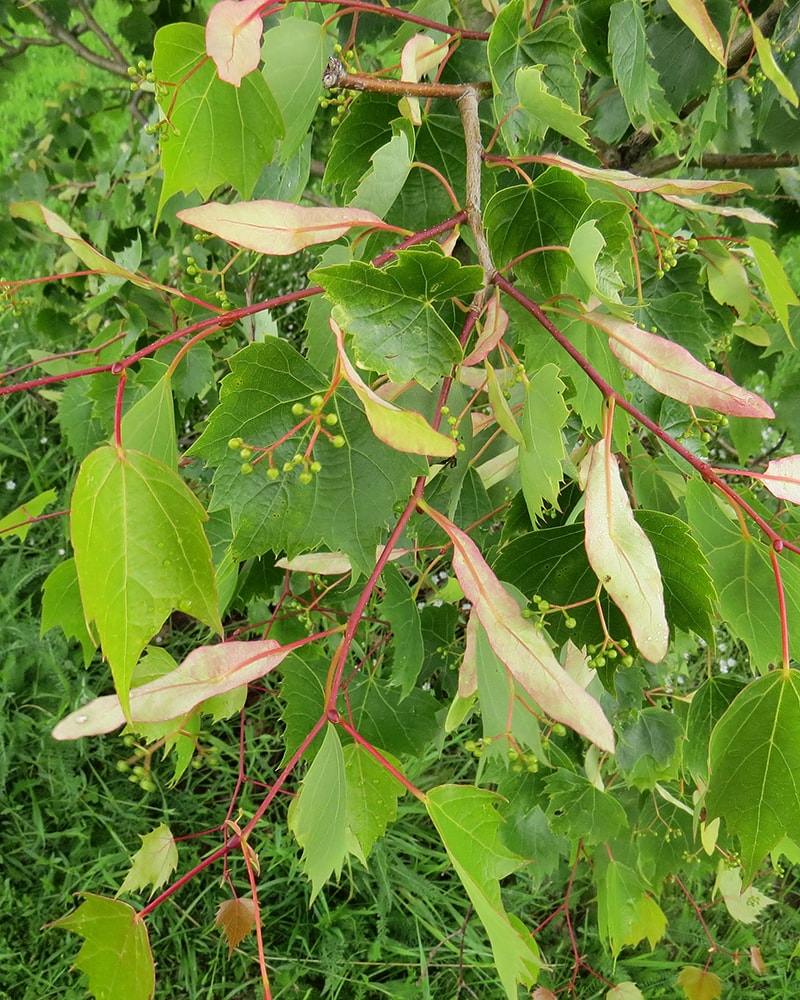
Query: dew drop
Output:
[[162, 559, 172, 568], [77, 714, 88, 724]]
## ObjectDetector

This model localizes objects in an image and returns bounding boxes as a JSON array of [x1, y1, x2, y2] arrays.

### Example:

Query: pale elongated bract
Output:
[[331, 319, 456, 457], [594, 311, 774, 418], [762, 455, 800, 505], [206, 0, 265, 86], [177, 201, 389, 255], [421, 501, 615, 751], [52, 640, 286, 739], [580, 442, 669, 662]]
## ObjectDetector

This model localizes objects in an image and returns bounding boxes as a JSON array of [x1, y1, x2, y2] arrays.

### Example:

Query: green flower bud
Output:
[[291, 402, 306, 416], [325, 412, 338, 426], [266, 466, 280, 480], [332, 435, 346, 448]]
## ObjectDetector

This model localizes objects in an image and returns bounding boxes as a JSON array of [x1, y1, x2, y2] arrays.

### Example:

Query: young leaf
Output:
[[597, 860, 667, 957], [120, 374, 177, 470], [48, 895, 155, 1000], [464, 291, 509, 365], [215, 896, 257, 955], [70, 446, 221, 715], [762, 454, 800, 504], [665, 0, 725, 65], [205, 0, 265, 87], [484, 364, 523, 444], [595, 311, 774, 418], [676, 966, 722, 1000], [52, 640, 285, 739], [749, 236, 799, 341], [519, 364, 568, 523], [331, 319, 456, 457], [118, 824, 178, 899], [177, 201, 388, 256], [10, 202, 160, 291], [608, 984, 645, 1000], [580, 442, 669, 663], [381, 562, 425, 696], [515, 65, 592, 149], [288, 723, 348, 900], [713, 861, 774, 924], [752, 19, 798, 107], [706, 670, 800, 883], [0, 487, 57, 541], [420, 501, 615, 751], [426, 785, 540, 999], [152, 23, 283, 213], [399, 34, 446, 125], [544, 770, 628, 845], [609, 0, 677, 127]]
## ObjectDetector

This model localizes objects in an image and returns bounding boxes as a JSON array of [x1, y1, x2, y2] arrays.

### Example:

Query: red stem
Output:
[[294, 0, 490, 39], [113, 369, 127, 448]]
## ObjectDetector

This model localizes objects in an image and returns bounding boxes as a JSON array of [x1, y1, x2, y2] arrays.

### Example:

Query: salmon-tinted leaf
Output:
[[177, 200, 388, 255], [762, 455, 800, 505], [52, 640, 285, 739], [331, 319, 456, 457], [595, 311, 774, 418], [399, 34, 446, 124], [420, 501, 615, 750], [215, 896, 257, 955], [118, 824, 178, 899], [464, 291, 509, 365], [206, 0, 265, 86], [580, 441, 668, 662], [665, 0, 725, 65]]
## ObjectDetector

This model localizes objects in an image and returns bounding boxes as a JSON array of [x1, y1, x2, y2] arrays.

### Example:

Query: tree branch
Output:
[[75, 0, 127, 66], [323, 57, 492, 100], [613, 0, 788, 174], [458, 87, 494, 281], [24, 2, 130, 79], [640, 151, 799, 177]]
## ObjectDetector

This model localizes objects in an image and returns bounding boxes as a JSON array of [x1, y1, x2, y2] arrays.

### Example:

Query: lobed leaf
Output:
[[595, 310, 774, 418], [177, 200, 388, 255], [118, 824, 178, 899], [421, 501, 615, 750], [215, 897, 257, 955], [0, 487, 57, 542], [52, 640, 284, 739], [676, 966, 722, 1000], [48, 895, 155, 1000], [205, 0, 265, 86], [580, 441, 669, 662]]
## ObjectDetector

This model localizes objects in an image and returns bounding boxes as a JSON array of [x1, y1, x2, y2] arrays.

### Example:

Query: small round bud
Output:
[[140, 779, 156, 793], [266, 466, 280, 480], [310, 394, 325, 409], [325, 413, 338, 426], [241, 462, 254, 475], [283, 461, 294, 472], [310, 461, 322, 473], [332, 435, 345, 448], [440, 406, 450, 415], [239, 447, 253, 460], [116, 760, 131, 773], [122, 734, 137, 747], [299, 471, 313, 485], [228, 437, 243, 450], [565, 616, 577, 629], [291, 402, 305, 416]]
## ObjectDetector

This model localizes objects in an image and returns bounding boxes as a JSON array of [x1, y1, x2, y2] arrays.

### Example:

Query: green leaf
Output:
[[488, 3, 585, 153], [683, 676, 744, 783], [48, 895, 155, 1000], [544, 769, 628, 845], [616, 707, 682, 790], [609, 0, 677, 126], [313, 250, 483, 389], [152, 23, 283, 214], [634, 509, 717, 644], [0, 488, 57, 541], [324, 93, 398, 199], [426, 785, 540, 999], [350, 126, 414, 219], [70, 446, 221, 713], [485, 169, 591, 297], [381, 562, 424, 696], [515, 66, 592, 149], [752, 19, 798, 108], [121, 374, 177, 470], [749, 235, 799, 342], [519, 364, 568, 523], [118, 824, 178, 899], [188, 340, 424, 574], [261, 17, 327, 161], [597, 859, 667, 957], [347, 676, 440, 758], [288, 723, 347, 899], [41, 558, 97, 666], [664, 0, 725, 65], [706, 670, 800, 882], [343, 743, 404, 865], [686, 478, 800, 670]]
